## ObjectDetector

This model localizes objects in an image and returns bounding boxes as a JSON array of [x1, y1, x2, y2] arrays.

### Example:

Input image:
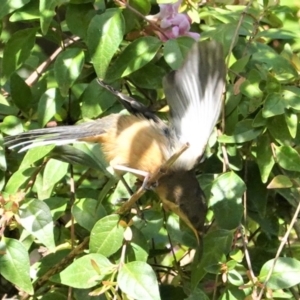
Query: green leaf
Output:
[[9, 0, 40, 22], [0, 0, 31, 20], [38, 88, 66, 127], [282, 86, 300, 110], [38, 159, 69, 198], [106, 36, 162, 81], [10, 73, 32, 113], [285, 111, 297, 138], [275, 145, 300, 172], [267, 115, 292, 145], [218, 119, 262, 144], [81, 79, 117, 119], [133, 210, 164, 240], [19, 198, 56, 251], [21, 145, 55, 168], [0, 93, 19, 116], [87, 9, 125, 79], [240, 69, 263, 99], [210, 172, 245, 230], [0, 237, 34, 295], [44, 197, 68, 221], [129, 63, 166, 89], [51, 253, 114, 289], [4, 167, 37, 194], [163, 37, 196, 70], [89, 214, 125, 257], [39, 0, 58, 35], [256, 29, 296, 39], [267, 175, 292, 189], [166, 214, 198, 248], [259, 257, 300, 289], [2, 28, 37, 83], [262, 93, 285, 118], [127, 226, 149, 262], [72, 198, 107, 231], [118, 261, 160, 300], [66, 3, 96, 39], [252, 49, 297, 83], [54, 48, 85, 97], [228, 269, 244, 286], [0, 115, 23, 135], [191, 230, 233, 287], [256, 134, 275, 183]]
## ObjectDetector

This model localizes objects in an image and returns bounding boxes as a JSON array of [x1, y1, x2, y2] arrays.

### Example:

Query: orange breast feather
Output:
[[99, 115, 170, 176]]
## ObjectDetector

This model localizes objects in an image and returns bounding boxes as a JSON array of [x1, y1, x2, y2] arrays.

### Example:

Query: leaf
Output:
[[87, 9, 125, 79], [2, 28, 37, 83], [39, 0, 58, 35], [118, 261, 160, 300], [126, 226, 149, 262], [163, 37, 196, 70], [54, 48, 85, 97], [256, 134, 275, 183], [10, 73, 32, 113], [267, 175, 292, 189], [262, 93, 285, 118], [51, 253, 114, 289], [256, 29, 296, 39], [0, 237, 34, 295], [210, 172, 245, 230], [275, 145, 300, 172], [19, 198, 56, 251], [259, 257, 300, 289], [42, 159, 69, 191], [0, 0, 31, 20], [133, 210, 164, 240], [44, 197, 68, 221], [129, 63, 166, 89], [285, 111, 297, 138], [191, 230, 233, 287], [0, 93, 19, 116], [105, 36, 162, 81], [0, 115, 23, 135], [38, 88, 66, 127], [66, 3, 96, 39], [72, 198, 107, 231], [21, 145, 55, 168], [218, 119, 262, 144], [9, 0, 40, 22], [89, 214, 125, 257], [80, 79, 118, 119], [240, 69, 263, 99], [4, 167, 37, 194]]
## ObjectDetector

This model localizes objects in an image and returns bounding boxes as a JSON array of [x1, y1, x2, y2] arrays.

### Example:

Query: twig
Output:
[[25, 36, 80, 87], [257, 199, 300, 299], [116, 143, 189, 214], [114, 0, 169, 41]]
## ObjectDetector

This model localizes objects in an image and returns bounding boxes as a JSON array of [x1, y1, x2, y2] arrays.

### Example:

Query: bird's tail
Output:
[[4, 115, 116, 152]]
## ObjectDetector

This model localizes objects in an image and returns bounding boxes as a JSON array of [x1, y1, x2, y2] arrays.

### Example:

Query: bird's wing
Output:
[[163, 40, 226, 170]]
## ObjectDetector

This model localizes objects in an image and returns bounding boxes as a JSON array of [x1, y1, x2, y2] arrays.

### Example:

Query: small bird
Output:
[[4, 40, 226, 235]]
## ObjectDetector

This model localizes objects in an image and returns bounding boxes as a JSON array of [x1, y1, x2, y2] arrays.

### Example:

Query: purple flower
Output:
[[148, 0, 200, 41]]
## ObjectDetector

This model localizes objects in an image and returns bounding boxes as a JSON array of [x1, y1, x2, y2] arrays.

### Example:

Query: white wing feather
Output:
[[163, 40, 226, 170]]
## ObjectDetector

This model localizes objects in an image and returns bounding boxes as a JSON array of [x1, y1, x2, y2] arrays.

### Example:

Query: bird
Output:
[[4, 40, 226, 236]]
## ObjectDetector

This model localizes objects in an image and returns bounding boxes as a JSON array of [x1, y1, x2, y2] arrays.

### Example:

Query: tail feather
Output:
[[4, 115, 117, 152]]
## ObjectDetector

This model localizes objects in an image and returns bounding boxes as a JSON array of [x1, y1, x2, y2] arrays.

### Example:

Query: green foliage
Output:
[[1, 0, 300, 299]]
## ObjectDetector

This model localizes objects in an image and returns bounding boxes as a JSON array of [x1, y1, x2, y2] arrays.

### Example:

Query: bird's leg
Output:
[[113, 165, 151, 190]]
